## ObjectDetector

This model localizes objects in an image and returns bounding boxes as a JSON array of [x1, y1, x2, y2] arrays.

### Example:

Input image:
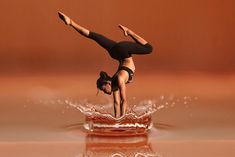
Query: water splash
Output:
[[29, 95, 197, 135], [64, 99, 159, 135], [62, 95, 196, 135], [65, 99, 163, 120]]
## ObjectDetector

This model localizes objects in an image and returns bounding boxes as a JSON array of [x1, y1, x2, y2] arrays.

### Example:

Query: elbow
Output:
[[122, 99, 127, 104], [114, 100, 120, 106]]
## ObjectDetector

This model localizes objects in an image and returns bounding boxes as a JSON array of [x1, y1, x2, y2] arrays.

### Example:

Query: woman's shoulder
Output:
[[111, 73, 118, 90], [113, 71, 128, 85]]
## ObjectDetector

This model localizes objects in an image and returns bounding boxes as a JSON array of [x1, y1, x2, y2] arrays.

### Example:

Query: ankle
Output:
[[127, 29, 133, 36], [69, 20, 74, 26]]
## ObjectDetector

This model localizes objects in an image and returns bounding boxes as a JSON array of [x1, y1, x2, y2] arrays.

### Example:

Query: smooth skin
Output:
[[58, 11, 149, 118]]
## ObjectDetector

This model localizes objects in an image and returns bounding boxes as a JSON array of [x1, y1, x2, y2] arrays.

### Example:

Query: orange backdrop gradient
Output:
[[0, 0, 234, 74]]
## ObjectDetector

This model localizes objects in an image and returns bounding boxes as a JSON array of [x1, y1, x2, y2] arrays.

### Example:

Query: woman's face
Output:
[[101, 82, 112, 95]]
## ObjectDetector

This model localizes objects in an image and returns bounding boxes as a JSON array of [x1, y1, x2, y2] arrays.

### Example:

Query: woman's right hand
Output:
[[58, 11, 72, 25]]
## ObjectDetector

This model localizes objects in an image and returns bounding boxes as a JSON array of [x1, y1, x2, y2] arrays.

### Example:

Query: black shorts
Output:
[[88, 32, 153, 61]]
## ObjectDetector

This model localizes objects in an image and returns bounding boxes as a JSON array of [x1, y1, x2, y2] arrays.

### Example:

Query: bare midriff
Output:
[[119, 57, 135, 72]]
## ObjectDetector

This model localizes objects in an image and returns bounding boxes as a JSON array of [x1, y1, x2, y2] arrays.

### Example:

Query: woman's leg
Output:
[[119, 24, 148, 45], [118, 24, 153, 54], [58, 12, 89, 36], [88, 32, 117, 52], [58, 12, 116, 51], [117, 41, 153, 55]]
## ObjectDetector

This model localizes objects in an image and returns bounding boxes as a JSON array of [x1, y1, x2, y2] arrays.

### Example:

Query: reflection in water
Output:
[[66, 123, 160, 156], [71, 128, 160, 157], [84, 134, 159, 157]]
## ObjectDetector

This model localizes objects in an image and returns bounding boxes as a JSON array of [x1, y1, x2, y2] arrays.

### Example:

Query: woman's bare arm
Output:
[[118, 77, 127, 117], [113, 90, 121, 118]]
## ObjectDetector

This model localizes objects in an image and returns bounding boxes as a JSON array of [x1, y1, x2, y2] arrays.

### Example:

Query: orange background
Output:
[[0, 0, 234, 74]]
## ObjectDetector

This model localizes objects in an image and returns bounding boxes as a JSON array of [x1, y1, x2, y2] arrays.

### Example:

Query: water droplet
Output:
[[157, 105, 164, 110], [65, 100, 69, 104], [153, 104, 156, 108]]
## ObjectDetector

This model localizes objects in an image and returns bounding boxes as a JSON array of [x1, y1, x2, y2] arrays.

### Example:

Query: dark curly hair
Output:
[[96, 71, 112, 90]]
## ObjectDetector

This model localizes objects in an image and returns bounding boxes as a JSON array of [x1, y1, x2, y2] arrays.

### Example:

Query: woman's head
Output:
[[96, 71, 112, 95]]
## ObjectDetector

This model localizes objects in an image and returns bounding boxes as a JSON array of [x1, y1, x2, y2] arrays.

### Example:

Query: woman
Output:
[[58, 12, 153, 118]]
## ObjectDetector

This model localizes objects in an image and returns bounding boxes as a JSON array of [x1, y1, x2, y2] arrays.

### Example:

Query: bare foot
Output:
[[118, 24, 131, 36], [58, 11, 72, 25]]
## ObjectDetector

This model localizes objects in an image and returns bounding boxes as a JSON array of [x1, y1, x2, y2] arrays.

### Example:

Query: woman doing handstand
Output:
[[58, 12, 153, 118]]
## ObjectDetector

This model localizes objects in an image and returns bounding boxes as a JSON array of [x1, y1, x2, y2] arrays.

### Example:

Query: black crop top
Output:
[[111, 66, 134, 91]]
